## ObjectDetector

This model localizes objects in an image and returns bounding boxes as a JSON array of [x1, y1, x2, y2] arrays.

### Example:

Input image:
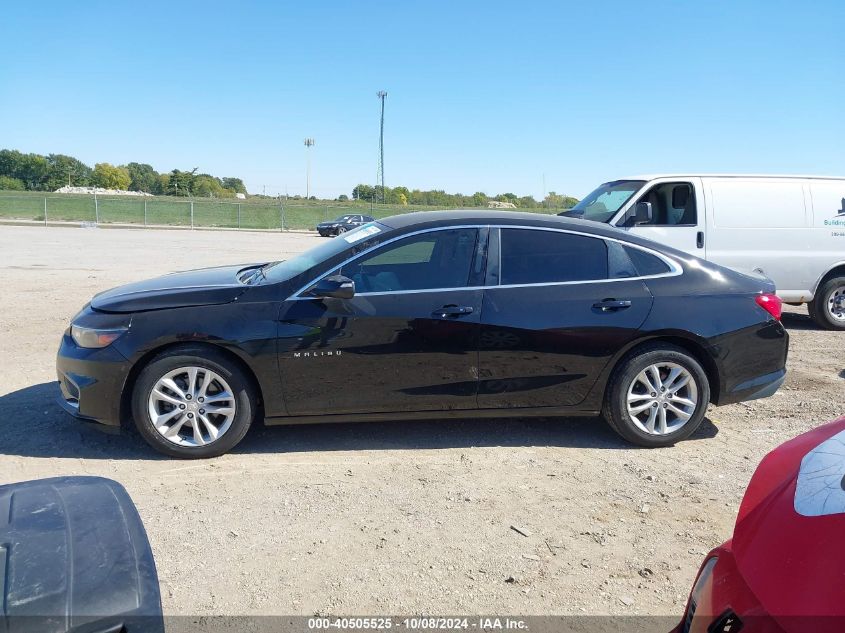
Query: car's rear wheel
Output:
[[603, 344, 710, 447], [809, 276, 845, 330], [131, 348, 255, 458]]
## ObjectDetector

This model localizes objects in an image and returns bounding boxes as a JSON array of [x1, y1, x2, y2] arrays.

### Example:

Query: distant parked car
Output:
[[673, 415, 845, 633], [316, 214, 375, 236], [57, 210, 788, 458], [560, 174, 845, 329]]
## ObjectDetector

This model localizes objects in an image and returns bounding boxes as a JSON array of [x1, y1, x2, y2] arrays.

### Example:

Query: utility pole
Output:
[[376, 91, 387, 204], [304, 138, 315, 198], [542, 173, 547, 210]]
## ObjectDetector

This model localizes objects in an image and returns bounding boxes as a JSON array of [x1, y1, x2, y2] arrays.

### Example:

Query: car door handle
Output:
[[432, 305, 474, 318], [592, 299, 632, 312], [697, 231, 704, 249]]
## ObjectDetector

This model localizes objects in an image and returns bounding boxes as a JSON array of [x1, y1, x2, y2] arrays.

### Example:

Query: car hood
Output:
[[732, 415, 845, 630], [90, 264, 255, 313], [317, 221, 339, 227]]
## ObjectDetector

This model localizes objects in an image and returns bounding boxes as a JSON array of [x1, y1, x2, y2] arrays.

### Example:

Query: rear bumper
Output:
[[712, 321, 789, 406], [56, 331, 131, 427], [719, 368, 787, 406]]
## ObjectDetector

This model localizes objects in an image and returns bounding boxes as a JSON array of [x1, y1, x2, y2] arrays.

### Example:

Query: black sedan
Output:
[[316, 214, 375, 236], [57, 211, 788, 458]]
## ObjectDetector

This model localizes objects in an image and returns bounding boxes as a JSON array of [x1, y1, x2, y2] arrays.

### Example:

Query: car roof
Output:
[[381, 209, 589, 229], [379, 209, 632, 239]]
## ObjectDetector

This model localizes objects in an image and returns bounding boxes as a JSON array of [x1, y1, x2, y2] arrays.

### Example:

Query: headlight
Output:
[[681, 556, 718, 633], [70, 324, 128, 348]]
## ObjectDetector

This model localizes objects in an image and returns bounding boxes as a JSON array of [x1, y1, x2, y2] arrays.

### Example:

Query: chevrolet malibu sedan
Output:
[[673, 415, 845, 633], [56, 211, 789, 458], [316, 213, 375, 237]]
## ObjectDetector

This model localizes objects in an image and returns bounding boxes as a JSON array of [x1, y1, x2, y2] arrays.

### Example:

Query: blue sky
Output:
[[1, 1, 843, 199]]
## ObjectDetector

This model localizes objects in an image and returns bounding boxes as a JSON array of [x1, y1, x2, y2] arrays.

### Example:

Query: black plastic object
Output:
[[0, 476, 163, 633]]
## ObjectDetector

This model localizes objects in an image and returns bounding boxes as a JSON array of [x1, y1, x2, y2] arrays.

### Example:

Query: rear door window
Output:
[[500, 229, 608, 285], [623, 245, 671, 276]]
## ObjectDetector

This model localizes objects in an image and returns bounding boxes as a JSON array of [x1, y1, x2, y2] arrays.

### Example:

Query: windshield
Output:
[[561, 180, 645, 223], [262, 222, 388, 283]]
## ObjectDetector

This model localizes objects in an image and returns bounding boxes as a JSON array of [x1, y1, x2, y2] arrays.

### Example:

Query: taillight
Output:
[[755, 293, 782, 320]]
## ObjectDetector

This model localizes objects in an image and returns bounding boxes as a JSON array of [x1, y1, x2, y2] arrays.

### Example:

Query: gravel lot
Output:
[[0, 224, 842, 619]]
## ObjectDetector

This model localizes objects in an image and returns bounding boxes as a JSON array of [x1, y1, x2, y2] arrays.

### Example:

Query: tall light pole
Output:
[[376, 91, 387, 204], [304, 138, 315, 199]]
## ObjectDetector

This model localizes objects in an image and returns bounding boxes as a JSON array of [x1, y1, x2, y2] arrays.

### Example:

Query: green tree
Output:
[[168, 169, 197, 196], [221, 177, 247, 194], [496, 192, 518, 204], [45, 154, 92, 190], [0, 175, 25, 190], [0, 151, 51, 190], [337, 194, 349, 201], [544, 191, 579, 210], [91, 163, 131, 190], [352, 184, 375, 201], [193, 174, 233, 198], [124, 163, 160, 193]]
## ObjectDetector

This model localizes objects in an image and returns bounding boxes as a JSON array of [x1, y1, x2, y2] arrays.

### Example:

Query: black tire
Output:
[[336, 226, 347, 235], [131, 347, 255, 458], [602, 343, 710, 448], [809, 275, 845, 330]]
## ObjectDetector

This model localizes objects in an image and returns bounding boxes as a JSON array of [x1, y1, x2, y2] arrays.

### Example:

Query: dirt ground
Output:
[[0, 224, 842, 619]]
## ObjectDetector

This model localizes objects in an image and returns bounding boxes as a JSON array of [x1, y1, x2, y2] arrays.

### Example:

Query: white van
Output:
[[560, 175, 845, 329]]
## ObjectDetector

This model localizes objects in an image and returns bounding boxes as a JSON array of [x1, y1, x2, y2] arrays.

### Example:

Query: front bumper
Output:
[[56, 331, 132, 427], [673, 544, 783, 633]]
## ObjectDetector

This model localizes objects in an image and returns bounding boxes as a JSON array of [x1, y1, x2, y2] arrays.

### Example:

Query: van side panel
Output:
[[704, 178, 815, 302], [808, 182, 845, 292]]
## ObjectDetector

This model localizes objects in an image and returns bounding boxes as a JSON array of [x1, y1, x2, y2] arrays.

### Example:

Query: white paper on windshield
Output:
[[343, 224, 381, 243]]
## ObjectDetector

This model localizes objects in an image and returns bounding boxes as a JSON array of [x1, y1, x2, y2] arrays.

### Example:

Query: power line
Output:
[[376, 91, 387, 204]]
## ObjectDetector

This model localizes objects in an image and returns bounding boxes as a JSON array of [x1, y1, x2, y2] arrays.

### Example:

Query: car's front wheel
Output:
[[131, 347, 255, 458], [603, 344, 710, 447]]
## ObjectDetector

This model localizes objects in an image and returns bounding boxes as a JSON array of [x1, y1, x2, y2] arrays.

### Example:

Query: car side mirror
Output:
[[634, 201, 653, 225], [310, 274, 355, 299]]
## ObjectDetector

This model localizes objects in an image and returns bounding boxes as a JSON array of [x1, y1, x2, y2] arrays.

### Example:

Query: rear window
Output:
[[624, 245, 671, 276], [500, 229, 608, 284]]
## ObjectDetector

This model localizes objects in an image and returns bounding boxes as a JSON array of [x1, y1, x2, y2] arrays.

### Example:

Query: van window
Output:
[[629, 182, 697, 227], [709, 180, 805, 228], [500, 229, 608, 284]]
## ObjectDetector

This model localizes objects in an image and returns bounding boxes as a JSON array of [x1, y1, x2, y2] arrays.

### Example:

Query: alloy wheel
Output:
[[626, 362, 698, 435], [147, 366, 236, 447]]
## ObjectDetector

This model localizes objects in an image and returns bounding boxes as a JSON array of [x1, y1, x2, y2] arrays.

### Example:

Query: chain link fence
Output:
[[0, 193, 567, 231]]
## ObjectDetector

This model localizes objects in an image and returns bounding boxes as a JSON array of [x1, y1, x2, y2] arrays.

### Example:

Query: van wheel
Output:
[[603, 344, 710, 447], [131, 348, 255, 458], [809, 276, 845, 330]]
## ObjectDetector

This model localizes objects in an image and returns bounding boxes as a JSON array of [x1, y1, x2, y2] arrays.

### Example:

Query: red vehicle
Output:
[[674, 415, 845, 633]]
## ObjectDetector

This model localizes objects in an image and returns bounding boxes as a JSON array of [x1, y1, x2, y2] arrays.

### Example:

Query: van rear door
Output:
[[613, 178, 705, 257]]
